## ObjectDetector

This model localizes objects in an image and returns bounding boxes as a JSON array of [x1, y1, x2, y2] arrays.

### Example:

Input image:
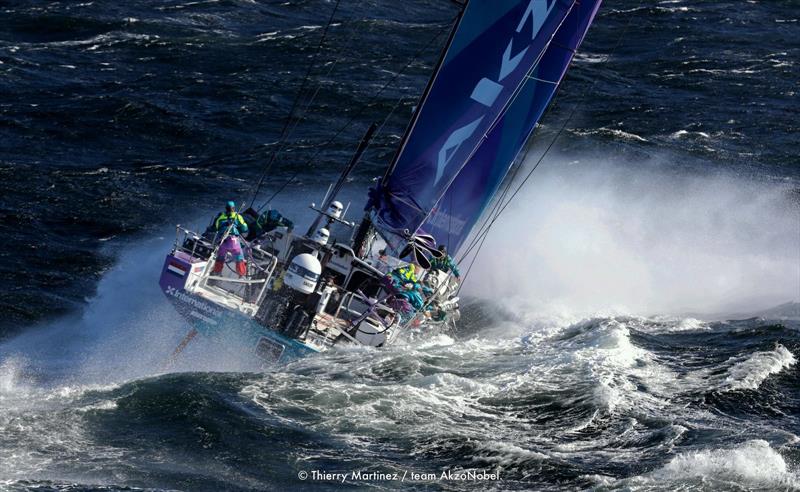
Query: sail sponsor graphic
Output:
[[433, 0, 557, 186], [373, 0, 574, 249], [189, 310, 219, 326], [420, 0, 603, 254]]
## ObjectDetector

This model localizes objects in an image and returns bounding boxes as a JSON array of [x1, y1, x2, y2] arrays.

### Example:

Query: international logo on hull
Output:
[[165, 285, 223, 318]]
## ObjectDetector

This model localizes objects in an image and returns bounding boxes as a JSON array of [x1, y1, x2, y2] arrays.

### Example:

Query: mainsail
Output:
[[421, 0, 603, 254], [369, 0, 579, 250]]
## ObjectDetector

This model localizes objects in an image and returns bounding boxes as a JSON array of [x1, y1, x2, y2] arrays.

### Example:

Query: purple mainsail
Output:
[[369, 0, 577, 250], [421, 0, 603, 255]]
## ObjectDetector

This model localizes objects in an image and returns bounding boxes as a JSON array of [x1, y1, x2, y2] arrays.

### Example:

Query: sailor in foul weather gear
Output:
[[386, 263, 426, 312], [212, 201, 249, 277], [254, 208, 294, 236], [390, 263, 418, 286], [430, 245, 460, 279]]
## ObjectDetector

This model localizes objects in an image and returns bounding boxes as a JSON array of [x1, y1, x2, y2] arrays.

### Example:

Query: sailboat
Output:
[[158, 0, 603, 365]]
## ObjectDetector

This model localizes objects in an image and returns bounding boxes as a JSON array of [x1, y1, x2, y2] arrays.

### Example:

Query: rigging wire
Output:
[[259, 90, 413, 211], [456, 7, 636, 290], [258, 15, 458, 206], [411, 0, 580, 234], [248, 0, 343, 207], [266, 17, 373, 170]]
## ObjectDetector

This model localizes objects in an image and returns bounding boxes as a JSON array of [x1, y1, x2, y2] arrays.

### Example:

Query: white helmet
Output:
[[312, 227, 330, 246], [327, 200, 343, 219]]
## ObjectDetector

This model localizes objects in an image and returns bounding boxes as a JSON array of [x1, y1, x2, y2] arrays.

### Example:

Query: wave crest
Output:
[[649, 440, 798, 488], [722, 345, 796, 392]]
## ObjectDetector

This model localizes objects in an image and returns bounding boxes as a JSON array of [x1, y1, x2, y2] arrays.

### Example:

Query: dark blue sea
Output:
[[1, 1, 799, 490]]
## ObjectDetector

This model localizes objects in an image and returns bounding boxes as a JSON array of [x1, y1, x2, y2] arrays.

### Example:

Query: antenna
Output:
[[320, 183, 333, 208], [306, 122, 378, 236]]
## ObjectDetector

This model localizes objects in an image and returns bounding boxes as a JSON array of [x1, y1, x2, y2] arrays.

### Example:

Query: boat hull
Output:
[[158, 253, 318, 364]]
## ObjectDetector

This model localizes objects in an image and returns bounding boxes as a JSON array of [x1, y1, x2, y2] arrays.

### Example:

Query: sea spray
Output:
[[463, 154, 799, 316]]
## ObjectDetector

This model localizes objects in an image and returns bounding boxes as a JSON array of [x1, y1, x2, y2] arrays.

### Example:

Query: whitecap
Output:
[[670, 130, 711, 139], [574, 127, 649, 143], [722, 345, 796, 391], [649, 316, 709, 333], [470, 441, 548, 467], [411, 372, 498, 396], [574, 52, 606, 64], [649, 440, 798, 488]]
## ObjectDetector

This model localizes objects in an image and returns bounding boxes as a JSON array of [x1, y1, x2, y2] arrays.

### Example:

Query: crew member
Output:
[[430, 245, 460, 279], [386, 262, 425, 311], [212, 201, 249, 277], [254, 208, 294, 236]]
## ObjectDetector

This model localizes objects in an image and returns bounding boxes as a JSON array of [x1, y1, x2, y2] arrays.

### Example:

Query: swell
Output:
[[1, 310, 798, 490]]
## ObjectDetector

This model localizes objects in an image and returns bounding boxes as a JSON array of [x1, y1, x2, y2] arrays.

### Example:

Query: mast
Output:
[[354, 3, 467, 257], [380, 2, 468, 186], [368, 0, 584, 257]]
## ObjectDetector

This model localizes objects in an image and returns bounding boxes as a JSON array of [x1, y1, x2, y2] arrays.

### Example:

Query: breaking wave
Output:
[[1, 277, 798, 490], [722, 344, 796, 392], [638, 440, 799, 489]]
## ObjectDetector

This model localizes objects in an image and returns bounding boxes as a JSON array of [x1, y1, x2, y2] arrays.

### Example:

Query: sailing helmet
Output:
[[327, 200, 344, 218]]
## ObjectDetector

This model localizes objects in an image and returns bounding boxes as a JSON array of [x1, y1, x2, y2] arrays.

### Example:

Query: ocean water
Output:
[[1, 0, 799, 490]]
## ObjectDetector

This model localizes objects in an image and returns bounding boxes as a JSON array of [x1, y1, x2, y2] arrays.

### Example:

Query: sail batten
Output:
[[370, 0, 602, 255]]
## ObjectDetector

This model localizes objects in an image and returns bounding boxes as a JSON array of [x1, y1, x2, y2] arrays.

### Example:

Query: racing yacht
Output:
[[159, 0, 603, 365]]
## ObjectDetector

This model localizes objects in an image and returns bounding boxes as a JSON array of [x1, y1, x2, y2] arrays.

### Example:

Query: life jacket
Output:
[[215, 212, 248, 236], [391, 264, 417, 284]]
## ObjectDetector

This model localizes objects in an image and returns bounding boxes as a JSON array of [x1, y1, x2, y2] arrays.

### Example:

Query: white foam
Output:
[[573, 127, 649, 142], [648, 440, 798, 488], [409, 333, 456, 349], [575, 52, 607, 64], [470, 441, 548, 467], [574, 320, 660, 412], [670, 129, 712, 139], [646, 316, 709, 333], [41, 32, 157, 49], [674, 317, 707, 331], [592, 380, 622, 412], [722, 345, 796, 391], [411, 372, 498, 396], [501, 317, 676, 416]]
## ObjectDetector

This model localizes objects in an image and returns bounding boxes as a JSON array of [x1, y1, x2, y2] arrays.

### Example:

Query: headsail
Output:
[[421, 0, 603, 254], [369, 0, 577, 250]]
